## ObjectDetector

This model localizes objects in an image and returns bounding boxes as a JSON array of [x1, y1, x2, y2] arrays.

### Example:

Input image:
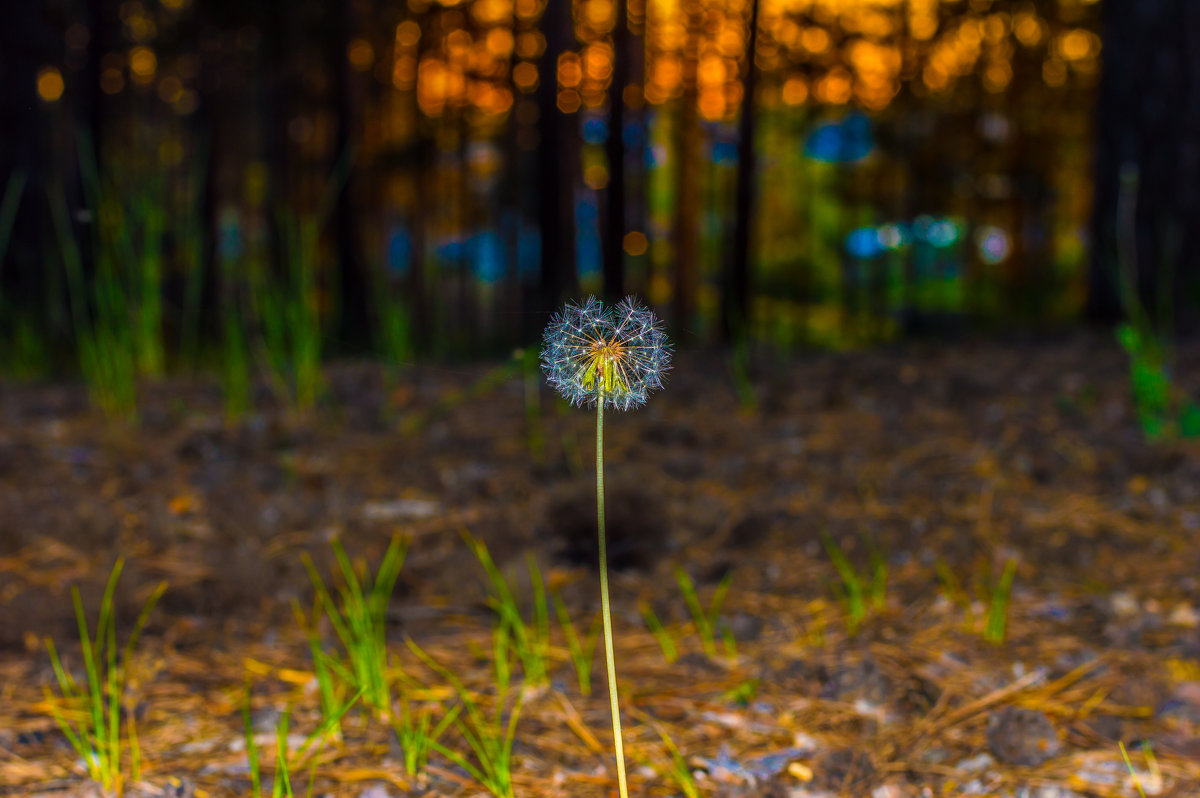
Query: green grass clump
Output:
[[983, 558, 1018, 645], [674, 567, 735, 658], [43, 559, 166, 795], [50, 184, 139, 420], [935, 556, 1018, 644], [636, 719, 699, 798], [242, 686, 362, 798], [300, 536, 406, 719], [822, 530, 887, 634], [1111, 164, 1198, 442], [407, 638, 523, 798], [639, 603, 678, 664], [255, 212, 323, 413], [388, 676, 461, 782], [553, 596, 601, 694], [465, 532, 551, 688]]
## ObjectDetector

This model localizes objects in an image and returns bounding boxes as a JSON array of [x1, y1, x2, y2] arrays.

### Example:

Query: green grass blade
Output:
[[640, 604, 677, 664]]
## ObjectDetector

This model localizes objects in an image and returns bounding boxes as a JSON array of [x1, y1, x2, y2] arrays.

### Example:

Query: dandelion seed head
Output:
[[541, 296, 671, 411]]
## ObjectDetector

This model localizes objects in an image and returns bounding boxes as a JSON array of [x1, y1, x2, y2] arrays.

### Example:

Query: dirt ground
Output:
[[1, 332, 1199, 797]]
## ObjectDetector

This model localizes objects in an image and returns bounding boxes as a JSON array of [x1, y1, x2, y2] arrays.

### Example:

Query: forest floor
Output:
[[1, 332, 1199, 798]]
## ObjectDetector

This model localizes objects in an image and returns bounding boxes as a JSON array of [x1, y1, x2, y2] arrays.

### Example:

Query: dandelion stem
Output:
[[596, 398, 629, 798]]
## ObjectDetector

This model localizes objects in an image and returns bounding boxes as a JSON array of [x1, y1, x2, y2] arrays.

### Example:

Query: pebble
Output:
[[1013, 786, 1081, 798], [357, 786, 393, 798], [954, 752, 994, 773], [986, 707, 1062, 766], [362, 498, 439, 521]]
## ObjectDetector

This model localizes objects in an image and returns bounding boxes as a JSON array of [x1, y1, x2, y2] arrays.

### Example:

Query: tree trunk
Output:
[[602, 0, 628, 302], [0, 5, 52, 313], [725, 0, 760, 341], [532, 0, 576, 329], [671, 8, 701, 340], [328, 0, 370, 353], [1088, 0, 1200, 329]]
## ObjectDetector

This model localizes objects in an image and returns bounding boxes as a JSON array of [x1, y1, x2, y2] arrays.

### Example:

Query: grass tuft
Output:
[[465, 531, 551, 688], [674, 566, 735, 658], [42, 559, 166, 795], [242, 685, 363, 798], [406, 638, 523, 798], [300, 535, 406, 718]]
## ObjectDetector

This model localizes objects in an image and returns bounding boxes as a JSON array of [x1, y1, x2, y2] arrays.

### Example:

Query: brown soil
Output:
[[1, 333, 1199, 797]]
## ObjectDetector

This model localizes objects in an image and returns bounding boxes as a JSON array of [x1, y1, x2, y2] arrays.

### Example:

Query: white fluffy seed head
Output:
[[541, 296, 672, 411]]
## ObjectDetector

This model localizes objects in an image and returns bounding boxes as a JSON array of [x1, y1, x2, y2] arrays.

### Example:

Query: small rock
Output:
[[822, 657, 890, 706], [1013, 786, 1082, 798], [954, 752, 994, 773], [720, 612, 765, 643], [357, 786, 393, 798], [986, 706, 1062, 766], [362, 498, 439, 521]]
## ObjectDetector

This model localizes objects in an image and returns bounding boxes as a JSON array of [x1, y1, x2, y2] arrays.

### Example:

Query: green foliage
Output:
[[935, 557, 1018, 644], [521, 348, 546, 466], [372, 260, 414, 376], [407, 638, 523, 798], [221, 312, 253, 421], [389, 676, 461, 781], [553, 597, 601, 695], [1112, 164, 1197, 442], [241, 686, 363, 798], [983, 558, 1018, 645], [639, 721, 700, 798], [821, 531, 887, 634], [254, 212, 324, 413], [729, 338, 757, 412], [42, 559, 166, 795], [300, 536, 407, 717], [639, 603, 678, 664], [1116, 323, 1196, 441], [50, 184, 139, 420], [723, 678, 760, 707], [674, 567, 735, 658], [465, 532, 551, 687]]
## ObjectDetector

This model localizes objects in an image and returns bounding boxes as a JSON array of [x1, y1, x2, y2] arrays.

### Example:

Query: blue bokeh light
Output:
[[845, 227, 884, 259], [804, 111, 875, 163]]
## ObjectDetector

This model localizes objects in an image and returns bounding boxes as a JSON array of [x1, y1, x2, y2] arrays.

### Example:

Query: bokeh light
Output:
[[37, 67, 65, 102]]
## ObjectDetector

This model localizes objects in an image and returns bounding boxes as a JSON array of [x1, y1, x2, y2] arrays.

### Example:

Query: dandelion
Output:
[[542, 296, 671, 411], [541, 296, 671, 798]]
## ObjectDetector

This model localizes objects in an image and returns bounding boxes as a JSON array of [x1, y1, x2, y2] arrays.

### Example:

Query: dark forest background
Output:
[[1, 0, 1197, 375]]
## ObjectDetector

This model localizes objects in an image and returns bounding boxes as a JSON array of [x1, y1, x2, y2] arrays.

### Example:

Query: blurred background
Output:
[[0, 0, 1195, 388]]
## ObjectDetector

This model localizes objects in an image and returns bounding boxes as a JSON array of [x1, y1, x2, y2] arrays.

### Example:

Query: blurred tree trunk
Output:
[[725, 0, 760, 341], [530, 0, 576, 333], [190, 5, 220, 350], [0, 5, 61, 330], [500, 4, 523, 345], [602, 0, 628, 302], [1088, 0, 1200, 329], [671, 7, 701, 341], [264, 0, 294, 278], [327, 1, 370, 353]]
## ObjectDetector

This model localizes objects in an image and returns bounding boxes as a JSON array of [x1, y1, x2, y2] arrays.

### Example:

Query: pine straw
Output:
[[2, 540, 1199, 797], [2, 339, 1200, 796]]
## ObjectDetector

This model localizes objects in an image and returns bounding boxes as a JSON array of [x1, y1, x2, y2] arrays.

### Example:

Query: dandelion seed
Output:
[[541, 296, 671, 411]]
